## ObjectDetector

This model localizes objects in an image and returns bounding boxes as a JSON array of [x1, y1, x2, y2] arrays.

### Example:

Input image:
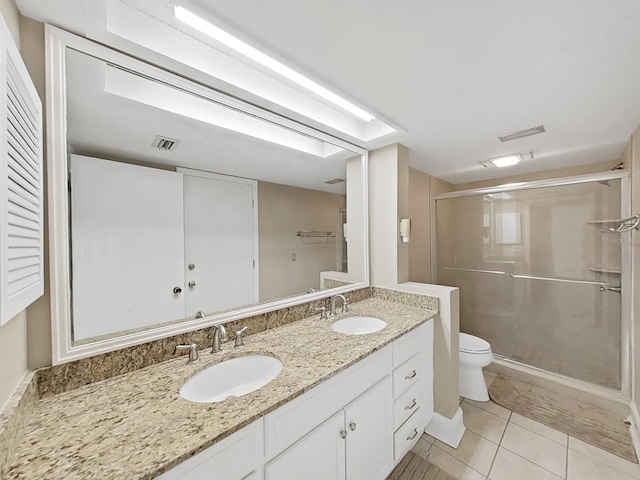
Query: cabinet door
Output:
[[182, 171, 257, 316], [70, 155, 185, 340], [344, 376, 393, 480], [265, 411, 346, 480]]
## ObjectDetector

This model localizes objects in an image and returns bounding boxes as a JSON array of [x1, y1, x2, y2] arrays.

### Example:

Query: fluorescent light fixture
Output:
[[490, 155, 521, 167], [173, 5, 375, 123], [480, 152, 533, 168], [498, 125, 545, 142], [104, 65, 343, 158]]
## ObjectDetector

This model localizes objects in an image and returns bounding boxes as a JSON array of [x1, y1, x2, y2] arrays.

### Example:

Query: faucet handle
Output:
[[342, 297, 349, 313], [175, 343, 199, 364], [315, 306, 328, 320], [235, 326, 248, 348]]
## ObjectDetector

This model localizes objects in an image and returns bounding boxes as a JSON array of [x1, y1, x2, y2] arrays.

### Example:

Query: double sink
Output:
[[180, 316, 387, 403]]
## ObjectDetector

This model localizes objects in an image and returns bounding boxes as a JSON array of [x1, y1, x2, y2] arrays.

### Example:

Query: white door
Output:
[[344, 376, 394, 480], [264, 411, 346, 480], [182, 170, 257, 317], [70, 155, 185, 340]]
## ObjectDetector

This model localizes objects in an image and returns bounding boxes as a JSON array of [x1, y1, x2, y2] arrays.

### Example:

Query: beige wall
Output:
[[258, 181, 345, 301], [0, 0, 28, 412], [408, 169, 454, 284], [369, 143, 460, 422]]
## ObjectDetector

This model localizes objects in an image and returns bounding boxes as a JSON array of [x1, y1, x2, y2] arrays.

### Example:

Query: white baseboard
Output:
[[425, 408, 465, 448], [627, 401, 640, 460]]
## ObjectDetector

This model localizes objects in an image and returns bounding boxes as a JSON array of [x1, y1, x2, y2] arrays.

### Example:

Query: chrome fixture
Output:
[[329, 294, 349, 316], [601, 286, 622, 293], [608, 215, 640, 233], [296, 230, 335, 238], [443, 267, 610, 287], [173, 286, 182, 294], [315, 306, 328, 320], [307, 288, 316, 293], [175, 343, 198, 364], [234, 326, 248, 348], [211, 324, 227, 353], [188, 281, 197, 288], [195, 311, 205, 319]]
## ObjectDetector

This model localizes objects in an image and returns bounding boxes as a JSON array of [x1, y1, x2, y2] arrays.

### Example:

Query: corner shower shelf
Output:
[[588, 266, 621, 275]]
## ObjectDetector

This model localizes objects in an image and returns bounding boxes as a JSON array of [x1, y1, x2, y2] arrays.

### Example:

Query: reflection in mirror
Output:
[[63, 46, 366, 345]]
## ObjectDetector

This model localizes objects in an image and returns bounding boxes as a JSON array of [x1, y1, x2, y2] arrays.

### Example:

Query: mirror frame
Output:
[[46, 25, 369, 365]]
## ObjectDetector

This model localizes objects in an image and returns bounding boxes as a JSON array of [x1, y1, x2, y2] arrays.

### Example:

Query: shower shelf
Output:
[[588, 266, 621, 275], [586, 219, 624, 224]]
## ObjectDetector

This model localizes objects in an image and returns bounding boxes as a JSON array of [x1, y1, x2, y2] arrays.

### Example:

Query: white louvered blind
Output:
[[0, 13, 43, 325]]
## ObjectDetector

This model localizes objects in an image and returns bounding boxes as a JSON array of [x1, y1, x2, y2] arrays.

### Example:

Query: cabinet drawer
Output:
[[393, 409, 423, 462], [393, 381, 423, 430], [392, 324, 425, 367], [392, 353, 421, 397]]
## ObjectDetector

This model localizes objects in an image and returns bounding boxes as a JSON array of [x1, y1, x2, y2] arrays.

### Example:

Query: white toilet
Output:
[[459, 333, 493, 401]]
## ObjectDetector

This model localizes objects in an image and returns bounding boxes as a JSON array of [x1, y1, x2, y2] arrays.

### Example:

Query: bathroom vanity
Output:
[[6, 297, 435, 479]]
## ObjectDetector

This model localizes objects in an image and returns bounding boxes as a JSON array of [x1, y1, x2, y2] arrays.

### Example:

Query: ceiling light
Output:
[[480, 152, 533, 168], [173, 5, 375, 123], [498, 125, 545, 142]]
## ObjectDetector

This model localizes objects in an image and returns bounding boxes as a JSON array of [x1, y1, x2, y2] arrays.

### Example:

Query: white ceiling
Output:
[[17, 0, 640, 183]]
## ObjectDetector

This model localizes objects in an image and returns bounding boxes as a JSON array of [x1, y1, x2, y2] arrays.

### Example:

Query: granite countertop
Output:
[[7, 297, 436, 479]]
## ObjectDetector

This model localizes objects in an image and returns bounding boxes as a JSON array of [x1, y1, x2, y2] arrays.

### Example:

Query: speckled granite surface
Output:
[[0, 372, 38, 479], [37, 287, 374, 397], [7, 297, 435, 479], [372, 287, 439, 311]]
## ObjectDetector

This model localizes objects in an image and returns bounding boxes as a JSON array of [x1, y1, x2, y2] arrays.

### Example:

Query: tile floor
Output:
[[410, 371, 640, 480]]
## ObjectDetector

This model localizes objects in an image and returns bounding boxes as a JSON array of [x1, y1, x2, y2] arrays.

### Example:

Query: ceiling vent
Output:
[[324, 178, 345, 184], [152, 135, 181, 151], [498, 125, 545, 142]]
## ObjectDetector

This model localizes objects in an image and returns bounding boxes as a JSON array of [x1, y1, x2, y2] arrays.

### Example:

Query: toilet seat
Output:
[[460, 333, 491, 354]]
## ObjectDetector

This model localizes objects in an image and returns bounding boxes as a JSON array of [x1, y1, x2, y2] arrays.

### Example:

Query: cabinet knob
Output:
[[406, 428, 419, 441], [405, 369, 417, 380], [188, 263, 196, 270], [188, 281, 196, 288], [340, 429, 347, 439], [173, 286, 182, 294], [349, 421, 356, 431]]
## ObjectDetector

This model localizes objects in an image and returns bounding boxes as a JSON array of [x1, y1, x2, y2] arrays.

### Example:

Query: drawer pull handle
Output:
[[405, 398, 417, 410], [406, 428, 419, 441], [349, 421, 357, 431], [340, 429, 347, 439], [405, 370, 417, 380]]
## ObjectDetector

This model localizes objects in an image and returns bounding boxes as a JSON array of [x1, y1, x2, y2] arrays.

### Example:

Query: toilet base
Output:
[[460, 365, 490, 402]]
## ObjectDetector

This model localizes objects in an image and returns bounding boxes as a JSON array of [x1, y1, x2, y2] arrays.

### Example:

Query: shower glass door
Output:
[[435, 177, 625, 390]]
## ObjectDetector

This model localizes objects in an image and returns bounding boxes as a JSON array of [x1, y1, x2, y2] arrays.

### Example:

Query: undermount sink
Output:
[[180, 355, 283, 403], [331, 316, 387, 335]]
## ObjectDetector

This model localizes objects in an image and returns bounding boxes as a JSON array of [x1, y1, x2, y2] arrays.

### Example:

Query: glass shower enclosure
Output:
[[434, 173, 631, 392]]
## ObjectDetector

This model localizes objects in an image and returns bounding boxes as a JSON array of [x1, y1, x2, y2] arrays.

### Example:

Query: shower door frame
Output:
[[431, 170, 632, 401]]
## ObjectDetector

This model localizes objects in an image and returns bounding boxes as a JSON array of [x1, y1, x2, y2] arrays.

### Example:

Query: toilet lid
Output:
[[460, 333, 491, 354]]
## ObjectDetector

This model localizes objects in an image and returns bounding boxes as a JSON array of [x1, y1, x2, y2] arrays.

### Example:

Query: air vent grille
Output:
[[324, 178, 345, 184], [152, 135, 180, 151]]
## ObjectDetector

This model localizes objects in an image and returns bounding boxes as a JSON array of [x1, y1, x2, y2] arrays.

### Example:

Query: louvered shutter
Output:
[[0, 13, 44, 325]]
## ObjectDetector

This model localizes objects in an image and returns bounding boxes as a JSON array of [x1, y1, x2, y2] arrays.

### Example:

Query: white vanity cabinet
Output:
[[157, 319, 433, 480], [265, 376, 393, 480]]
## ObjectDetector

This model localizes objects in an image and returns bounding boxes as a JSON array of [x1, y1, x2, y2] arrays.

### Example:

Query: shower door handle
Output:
[[600, 286, 622, 293]]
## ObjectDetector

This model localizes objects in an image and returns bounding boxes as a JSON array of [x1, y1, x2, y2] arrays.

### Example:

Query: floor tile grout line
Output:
[[499, 440, 567, 479], [486, 410, 512, 478], [565, 438, 569, 479], [430, 442, 490, 477]]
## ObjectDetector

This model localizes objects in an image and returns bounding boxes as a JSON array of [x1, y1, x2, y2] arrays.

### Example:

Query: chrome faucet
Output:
[[329, 294, 349, 316], [195, 311, 205, 319], [211, 324, 227, 353]]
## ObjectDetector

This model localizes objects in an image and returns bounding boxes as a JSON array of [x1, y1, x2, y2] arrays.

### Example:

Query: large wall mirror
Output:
[[47, 27, 368, 364]]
